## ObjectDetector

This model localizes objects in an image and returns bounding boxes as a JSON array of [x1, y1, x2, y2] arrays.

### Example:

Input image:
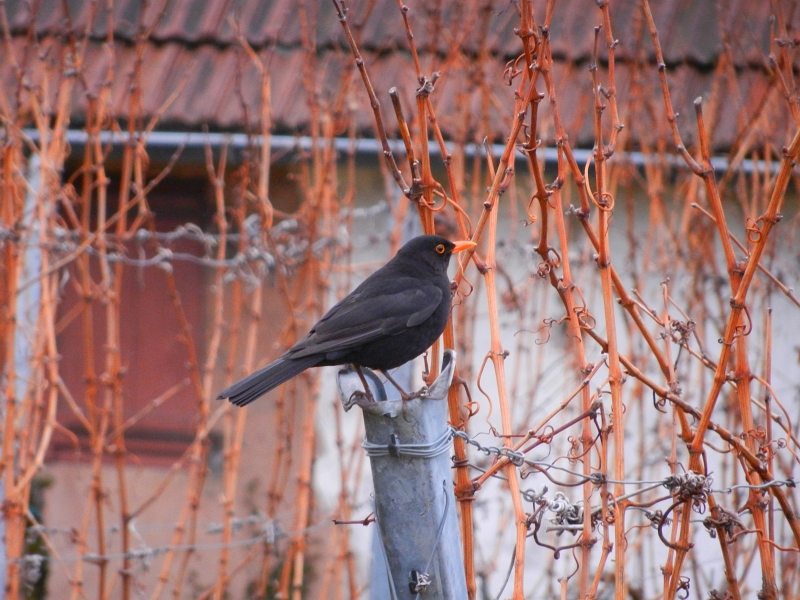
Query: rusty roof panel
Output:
[[3, 0, 785, 65], [1, 0, 791, 152], [2, 36, 787, 151]]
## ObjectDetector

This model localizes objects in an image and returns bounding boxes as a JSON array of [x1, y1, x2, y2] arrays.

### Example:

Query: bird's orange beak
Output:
[[451, 240, 477, 253]]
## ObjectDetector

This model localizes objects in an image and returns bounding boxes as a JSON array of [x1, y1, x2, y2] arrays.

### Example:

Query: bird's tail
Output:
[[217, 355, 323, 407]]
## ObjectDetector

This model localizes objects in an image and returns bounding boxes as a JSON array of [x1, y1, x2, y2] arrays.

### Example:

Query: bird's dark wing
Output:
[[288, 281, 443, 359]]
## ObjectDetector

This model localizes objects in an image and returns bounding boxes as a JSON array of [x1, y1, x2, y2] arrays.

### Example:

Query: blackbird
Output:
[[218, 234, 475, 407]]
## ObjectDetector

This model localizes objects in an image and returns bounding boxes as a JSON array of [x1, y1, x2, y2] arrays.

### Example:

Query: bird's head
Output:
[[394, 234, 476, 274]]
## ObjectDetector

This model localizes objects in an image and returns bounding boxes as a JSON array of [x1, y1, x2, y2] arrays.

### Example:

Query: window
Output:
[[52, 178, 212, 465]]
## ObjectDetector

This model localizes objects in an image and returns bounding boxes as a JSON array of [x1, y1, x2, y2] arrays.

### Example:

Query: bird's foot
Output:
[[350, 365, 378, 405], [399, 385, 429, 401], [347, 388, 376, 408], [380, 370, 429, 400]]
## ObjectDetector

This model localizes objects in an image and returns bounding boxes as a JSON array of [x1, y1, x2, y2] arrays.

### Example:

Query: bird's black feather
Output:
[[218, 235, 467, 406], [223, 355, 323, 407], [290, 283, 443, 358]]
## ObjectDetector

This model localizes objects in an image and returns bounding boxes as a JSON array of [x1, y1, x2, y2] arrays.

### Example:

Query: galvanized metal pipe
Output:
[[337, 350, 467, 599]]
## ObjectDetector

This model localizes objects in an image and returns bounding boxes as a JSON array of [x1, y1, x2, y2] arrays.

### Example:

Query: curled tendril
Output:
[[574, 306, 596, 330], [664, 471, 711, 512], [566, 436, 581, 460], [433, 182, 474, 234], [592, 191, 615, 212], [536, 425, 555, 445], [538, 320, 559, 345], [669, 319, 696, 342], [453, 275, 474, 304], [464, 401, 480, 418], [525, 193, 540, 224], [503, 54, 526, 85], [745, 217, 762, 243], [528, 318, 557, 345], [537, 261, 552, 278], [425, 184, 449, 212], [702, 506, 744, 538], [717, 301, 753, 345], [657, 501, 694, 551], [740, 425, 767, 442], [676, 577, 691, 600], [653, 390, 668, 414], [521, 486, 549, 505], [546, 246, 562, 268], [644, 509, 668, 529]]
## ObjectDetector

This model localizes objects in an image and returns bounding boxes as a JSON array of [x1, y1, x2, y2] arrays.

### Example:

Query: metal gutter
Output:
[[19, 128, 780, 174]]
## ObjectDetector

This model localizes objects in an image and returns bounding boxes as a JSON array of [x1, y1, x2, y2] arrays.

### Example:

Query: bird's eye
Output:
[[435, 244, 446, 254]]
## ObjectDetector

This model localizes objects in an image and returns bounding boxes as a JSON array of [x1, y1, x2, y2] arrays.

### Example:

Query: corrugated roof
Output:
[[1, 0, 794, 149], [5, 0, 780, 62]]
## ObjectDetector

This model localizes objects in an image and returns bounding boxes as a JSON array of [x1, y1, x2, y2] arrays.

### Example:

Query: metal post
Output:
[[2, 153, 43, 594], [337, 350, 467, 599]]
